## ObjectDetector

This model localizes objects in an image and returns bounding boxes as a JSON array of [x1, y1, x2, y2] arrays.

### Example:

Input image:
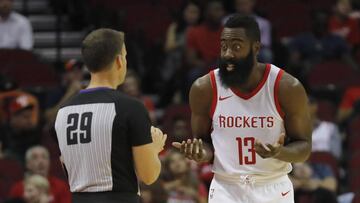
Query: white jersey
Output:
[[209, 64, 292, 177]]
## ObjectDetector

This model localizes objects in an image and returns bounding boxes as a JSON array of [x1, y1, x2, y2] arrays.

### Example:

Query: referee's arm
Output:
[[129, 102, 166, 185]]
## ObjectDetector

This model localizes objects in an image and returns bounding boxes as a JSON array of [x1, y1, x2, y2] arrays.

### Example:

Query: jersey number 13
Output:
[[236, 137, 256, 165]]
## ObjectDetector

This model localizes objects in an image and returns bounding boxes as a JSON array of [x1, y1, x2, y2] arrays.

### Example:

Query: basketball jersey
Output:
[[209, 64, 292, 177], [55, 88, 152, 195]]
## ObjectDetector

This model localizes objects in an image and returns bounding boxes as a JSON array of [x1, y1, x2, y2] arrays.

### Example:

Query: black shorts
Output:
[[72, 191, 140, 203]]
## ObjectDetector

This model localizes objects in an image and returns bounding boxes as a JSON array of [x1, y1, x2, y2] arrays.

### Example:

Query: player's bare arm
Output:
[[255, 72, 312, 162], [172, 74, 213, 163]]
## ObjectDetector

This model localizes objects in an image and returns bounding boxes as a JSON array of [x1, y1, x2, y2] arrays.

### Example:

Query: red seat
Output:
[[0, 158, 24, 198], [0, 49, 38, 65], [353, 192, 360, 203], [161, 104, 192, 148], [350, 174, 360, 193], [347, 116, 360, 153], [49, 158, 67, 180], [1, 62, 59, 88], [308, 152, 339, 179], [308, 61, 360, 89], [317, 100, 337, 122], [348, 152, 360, 192]]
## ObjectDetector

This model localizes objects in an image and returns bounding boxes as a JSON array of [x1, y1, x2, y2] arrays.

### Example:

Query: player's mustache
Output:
[[220, 59, 241, 67]]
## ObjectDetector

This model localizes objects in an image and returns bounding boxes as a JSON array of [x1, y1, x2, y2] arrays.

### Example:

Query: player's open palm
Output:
[[151, 126, 167, 154], [172, 138, 206, 162], [255, 133, 285, 159]]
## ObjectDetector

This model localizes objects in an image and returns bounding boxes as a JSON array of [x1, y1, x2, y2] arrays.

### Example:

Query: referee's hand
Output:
[[151, 126, 167, 154]]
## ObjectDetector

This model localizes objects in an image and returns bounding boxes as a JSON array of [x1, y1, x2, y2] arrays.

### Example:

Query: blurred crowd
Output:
[[1, 0, 360, 203]]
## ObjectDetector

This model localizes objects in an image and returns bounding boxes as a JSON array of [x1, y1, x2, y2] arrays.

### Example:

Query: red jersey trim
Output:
[[274, 69, 285, 119], [230, 63, 271, 100], [209, 70, 217, 118]]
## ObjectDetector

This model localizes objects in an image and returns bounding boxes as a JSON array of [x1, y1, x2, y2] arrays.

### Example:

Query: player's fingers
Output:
[[193, 138, 199, 154], [172, 142, 182, 149], [185, 139, 192, 158], [199, 139, 204, 152], [257, 140, 271, 152], [266, 143, 276, 151], [189, 142, 193, 157], [180, 141, 186, 153], [255, 139, 269, 151], [278, 133, 285, 145]]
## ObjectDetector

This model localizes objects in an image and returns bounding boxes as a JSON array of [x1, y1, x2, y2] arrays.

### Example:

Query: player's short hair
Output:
[[81, 28, 125, 72], [224, 14, 260, 42]]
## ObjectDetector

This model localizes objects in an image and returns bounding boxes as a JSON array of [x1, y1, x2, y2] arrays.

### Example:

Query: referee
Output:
[[54, 29, 167, 203]]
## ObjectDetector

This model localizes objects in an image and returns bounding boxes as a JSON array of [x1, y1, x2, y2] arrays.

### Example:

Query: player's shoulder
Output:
[[277, 70, 308, 111], [192, 73, 212, 91], [189, 73, 213, 111], [278, 71, 305, 94], [190, 73, 213, 98]]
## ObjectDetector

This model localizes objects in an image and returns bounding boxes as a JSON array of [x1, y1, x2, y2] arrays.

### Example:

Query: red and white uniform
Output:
[[208, 64, 294, 203]]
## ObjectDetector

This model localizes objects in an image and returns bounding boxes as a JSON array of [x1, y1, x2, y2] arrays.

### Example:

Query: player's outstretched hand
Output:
[[255, 133, 285, 159], [172, 138, 206, 162], [151, 126, 167, 154]]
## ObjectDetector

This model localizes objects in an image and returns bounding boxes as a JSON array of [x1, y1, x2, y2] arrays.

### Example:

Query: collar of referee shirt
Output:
[[79, 87, 113, 94]]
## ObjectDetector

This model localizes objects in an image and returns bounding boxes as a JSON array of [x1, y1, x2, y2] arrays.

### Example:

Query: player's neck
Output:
[[87, 72, 118, 89]]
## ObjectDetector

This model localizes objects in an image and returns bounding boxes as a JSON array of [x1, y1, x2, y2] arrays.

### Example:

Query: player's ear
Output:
[[253, 41, 261, 55], [115, 55, 123, 70]]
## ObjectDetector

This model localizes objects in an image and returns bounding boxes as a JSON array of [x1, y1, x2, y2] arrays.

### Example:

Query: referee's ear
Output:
[[115, 55, 123, 70]]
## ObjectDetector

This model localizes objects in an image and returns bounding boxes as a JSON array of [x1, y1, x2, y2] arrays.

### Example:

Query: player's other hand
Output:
[[151, 126, 167, 154], [255, 133, 285, 159], [172, 138, 206, 162]]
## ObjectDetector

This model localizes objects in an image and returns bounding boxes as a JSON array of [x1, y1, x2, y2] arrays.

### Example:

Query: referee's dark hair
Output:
[[224, 14, 260, 43], [81, 28, 125, 73]]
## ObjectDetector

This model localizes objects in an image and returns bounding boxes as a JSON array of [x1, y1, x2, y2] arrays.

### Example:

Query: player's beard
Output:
[[218, 48, 254, 88]]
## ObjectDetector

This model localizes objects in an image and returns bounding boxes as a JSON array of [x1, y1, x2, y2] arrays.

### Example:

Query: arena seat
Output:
[[0, 62, 58, 88], [0, 158, 24, 198], [308, 152, 339, 179], [308, 61, 360, 89], [0, 49, 37, 64], [317, 99, 337, 122]]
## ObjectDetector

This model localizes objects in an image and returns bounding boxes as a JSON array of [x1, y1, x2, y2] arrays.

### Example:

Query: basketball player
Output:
[[55, 29, 167, 203], [173, 15, 312, 203]]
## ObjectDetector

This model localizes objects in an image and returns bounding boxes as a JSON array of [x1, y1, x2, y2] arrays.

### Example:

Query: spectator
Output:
[[185, 0, 224, 87], [23, 175, 51, 203], [163, 150, 207, 203], [0, 90, 39, 127], [163, 115, 192, 149], [9, 146, 71, 203], [44, 59, 88, 126], [0, 93, 40, 163], [160, 1, 201, 106], [164, 1, 201, 75], [120, 69, 157, 124], [139, 181, 168, 203], [223, 0, 272, 62], [291, 162, 338, 203], [288, 10, 358, 80], [309, 97, 342, 160], [337, 86, 360, 123], [329, 0, 360, 49], [0, 0, 33, 50], [164, 1, 201, 54]]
